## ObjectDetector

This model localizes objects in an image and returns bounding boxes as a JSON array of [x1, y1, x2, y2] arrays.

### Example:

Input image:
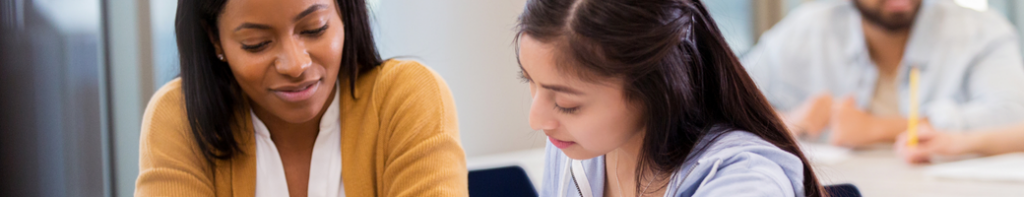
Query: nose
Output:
[[275, 38, 312, 78], [528, 91, 559, 131]]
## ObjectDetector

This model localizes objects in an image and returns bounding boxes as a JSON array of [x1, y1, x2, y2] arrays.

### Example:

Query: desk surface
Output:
[[814, 146, 1024, 197], [467, 146, 1024, 197]]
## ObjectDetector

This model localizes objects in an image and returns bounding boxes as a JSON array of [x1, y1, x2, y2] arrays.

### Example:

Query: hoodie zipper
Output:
[[571, 167, 584, 196]]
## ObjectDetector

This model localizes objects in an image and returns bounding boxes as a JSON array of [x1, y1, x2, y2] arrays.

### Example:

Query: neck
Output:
[[252, 86, 337, 149], [605, 131, 662, 197], [862, 19, 911, 73]]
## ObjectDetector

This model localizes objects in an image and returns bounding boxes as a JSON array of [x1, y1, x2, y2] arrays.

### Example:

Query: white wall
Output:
[[372, 0, 546, 157]]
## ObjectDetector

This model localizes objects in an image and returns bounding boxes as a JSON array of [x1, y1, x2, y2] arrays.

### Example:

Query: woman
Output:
[[136, 0, 467, 196], [515, 0, 825, 196], [897, 122, 1024, 164]]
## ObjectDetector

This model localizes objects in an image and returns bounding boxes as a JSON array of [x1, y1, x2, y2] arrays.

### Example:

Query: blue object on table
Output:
[[824, 183, 862, 197], [468, 165, 538, 197]]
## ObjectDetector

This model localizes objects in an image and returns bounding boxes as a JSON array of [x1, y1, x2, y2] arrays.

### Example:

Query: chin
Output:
[[275, 92, 331, 123], [560, 146, 605, 160], [274, 103, 325, 123]]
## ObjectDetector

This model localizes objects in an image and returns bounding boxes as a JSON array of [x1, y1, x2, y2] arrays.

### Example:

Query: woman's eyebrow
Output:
[[293, 4, 327, 22], [235, 23, 271, 32], [540, 84, 584, 95], [520, 65, 585, 95]]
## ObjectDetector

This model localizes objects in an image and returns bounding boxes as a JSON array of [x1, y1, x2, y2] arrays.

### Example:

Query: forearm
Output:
[[965, 124, 1024, 156], [871, 116, 908, 142]]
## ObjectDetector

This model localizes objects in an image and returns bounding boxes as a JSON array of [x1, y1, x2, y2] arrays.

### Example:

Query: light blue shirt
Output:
[[742, 0, 1024, 131], [539, 130, 806, 197]]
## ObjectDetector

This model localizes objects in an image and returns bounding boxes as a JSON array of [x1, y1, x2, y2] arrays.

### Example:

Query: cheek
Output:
[[308, 23, 345, 78], [567, 106, 643, 152], [225, 51, 274, 98]]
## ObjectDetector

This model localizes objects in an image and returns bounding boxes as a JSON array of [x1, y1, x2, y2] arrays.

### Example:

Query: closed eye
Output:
[[554, 103, 579, 114], [300, 24, 329, 36], [241, 41, 271, 52]]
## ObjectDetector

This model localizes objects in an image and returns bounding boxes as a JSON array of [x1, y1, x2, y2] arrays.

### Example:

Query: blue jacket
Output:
[[540, 130, 806, 197]]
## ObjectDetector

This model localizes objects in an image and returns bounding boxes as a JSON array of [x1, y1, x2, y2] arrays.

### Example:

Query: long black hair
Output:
[[516, 0, 825, 196], [174, 0, 383, 165]]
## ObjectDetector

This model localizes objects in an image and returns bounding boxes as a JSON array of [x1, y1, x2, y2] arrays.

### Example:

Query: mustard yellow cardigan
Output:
[[136, 60, 468, 196]]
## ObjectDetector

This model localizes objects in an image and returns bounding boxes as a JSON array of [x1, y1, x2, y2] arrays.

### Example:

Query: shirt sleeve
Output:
[[375, 61, 469, 197], [925, 32, 1024, 131]]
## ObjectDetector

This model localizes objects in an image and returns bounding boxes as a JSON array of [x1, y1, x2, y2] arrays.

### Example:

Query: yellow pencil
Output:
[[907, 66, 920, 147]]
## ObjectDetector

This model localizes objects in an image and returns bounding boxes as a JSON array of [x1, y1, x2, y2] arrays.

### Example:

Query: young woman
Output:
[[136, 0, 467, 196], [515, 0, 826, 196]]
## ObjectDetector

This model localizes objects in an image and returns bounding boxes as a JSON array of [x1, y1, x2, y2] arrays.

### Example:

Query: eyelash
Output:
[[239, 24, 329, 52], [518, 71, 531, 83], [519, 70, 577, 114], [300, 24, 329, 35], [554, 103, 579, 114], [241, 41, 270, 51]]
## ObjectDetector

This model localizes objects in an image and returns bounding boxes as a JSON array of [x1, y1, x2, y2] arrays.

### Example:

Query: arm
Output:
[[135, 80, 216, 196], [896, 122, 1024, 164], [377, 62, 468, 197], [778, 93, 833, 138], [926, 34, 1024, 131], [966, 124, 1024, 155], [829, 97, 907, 147]]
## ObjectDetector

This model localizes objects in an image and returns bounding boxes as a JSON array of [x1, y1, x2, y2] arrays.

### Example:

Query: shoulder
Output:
[[361, 59, 459, 140], [669, 130, 805, 196], [696, 130, 802, 167], [139, 78, 208, 171], [141, 78, 191, 140], [926, 0, 1018, 42], [366, 59, 453, 104]]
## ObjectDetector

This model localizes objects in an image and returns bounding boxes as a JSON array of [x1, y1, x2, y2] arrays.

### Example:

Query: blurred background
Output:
[[0, 0, 1020, 196]]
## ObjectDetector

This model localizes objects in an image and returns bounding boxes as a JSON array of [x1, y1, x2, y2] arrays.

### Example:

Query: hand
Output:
[[828, 96, 877, 147], [783, 93, 833, 139], [895, 121, 972, 164]]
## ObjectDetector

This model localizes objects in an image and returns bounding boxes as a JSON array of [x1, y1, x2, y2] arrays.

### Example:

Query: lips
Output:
[[548, 137, 576, 149], [270, 79, 321, 102], [883, 0, 914, 12]]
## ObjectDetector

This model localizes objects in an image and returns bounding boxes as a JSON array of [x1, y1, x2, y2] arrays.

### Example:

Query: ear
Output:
[[203, 21, 225, 56]]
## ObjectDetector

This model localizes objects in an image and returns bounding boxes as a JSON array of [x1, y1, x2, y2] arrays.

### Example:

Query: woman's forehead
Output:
[[219, 0, 333, 24], [520, 36, 624, 95]]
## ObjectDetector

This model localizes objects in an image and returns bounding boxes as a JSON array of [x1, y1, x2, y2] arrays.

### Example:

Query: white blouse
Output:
[[253, 90, 344, 197]]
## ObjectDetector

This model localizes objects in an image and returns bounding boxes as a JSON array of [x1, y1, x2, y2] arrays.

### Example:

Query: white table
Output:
[[813, 146, 1024, 197], [467, 146, 1024, 196]]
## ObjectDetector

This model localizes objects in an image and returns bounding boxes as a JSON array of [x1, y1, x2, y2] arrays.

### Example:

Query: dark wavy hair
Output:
[[174, 0, 383, 165], [516, 0, 825, 196]]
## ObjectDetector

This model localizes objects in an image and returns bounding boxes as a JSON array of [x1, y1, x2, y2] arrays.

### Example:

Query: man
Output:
[[742, 0, 1024, 147]]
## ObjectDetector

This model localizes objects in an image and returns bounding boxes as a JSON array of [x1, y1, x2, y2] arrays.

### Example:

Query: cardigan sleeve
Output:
[[135, 79, 217, 196], [374, 61, 469, 197]]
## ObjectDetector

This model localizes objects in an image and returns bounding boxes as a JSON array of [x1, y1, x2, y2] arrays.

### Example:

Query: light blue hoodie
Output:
[[540, 130, 806, 197]]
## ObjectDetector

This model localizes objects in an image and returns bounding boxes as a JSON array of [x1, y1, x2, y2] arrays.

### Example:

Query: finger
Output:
[[915, 129, 938, 142], [895, 132, 908, 147], [903, 146, 932, 164]]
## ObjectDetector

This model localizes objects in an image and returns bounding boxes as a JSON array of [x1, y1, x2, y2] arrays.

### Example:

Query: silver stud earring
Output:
[[217, 54, 225, 61]]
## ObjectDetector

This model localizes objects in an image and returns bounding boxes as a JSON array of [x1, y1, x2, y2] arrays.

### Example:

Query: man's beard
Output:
[[854, 0, 921, 32]]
